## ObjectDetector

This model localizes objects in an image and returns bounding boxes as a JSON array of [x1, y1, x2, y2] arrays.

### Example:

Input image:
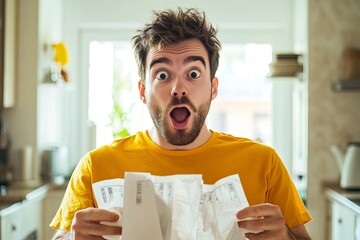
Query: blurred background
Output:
[[0, 0, 359, 239]]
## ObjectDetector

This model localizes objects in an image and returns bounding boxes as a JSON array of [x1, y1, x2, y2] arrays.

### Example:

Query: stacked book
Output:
[[269, 53, 303, 77]]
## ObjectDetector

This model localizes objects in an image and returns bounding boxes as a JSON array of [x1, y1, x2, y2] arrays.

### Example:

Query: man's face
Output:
[[138, 39, 218, 146]]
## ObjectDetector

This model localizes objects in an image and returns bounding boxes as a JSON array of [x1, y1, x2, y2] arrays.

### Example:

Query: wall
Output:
[[62, 0, 295, 168], [2, 0, 64, 181], [307, 0, 360, 239], [3, 0, 39, 180]]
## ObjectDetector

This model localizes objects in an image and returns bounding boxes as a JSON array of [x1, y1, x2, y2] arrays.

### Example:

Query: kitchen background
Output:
[[0, 0, 360, 239]]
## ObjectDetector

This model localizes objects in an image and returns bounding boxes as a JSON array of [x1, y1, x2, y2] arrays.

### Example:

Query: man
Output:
[[51, 8, 312, 240]]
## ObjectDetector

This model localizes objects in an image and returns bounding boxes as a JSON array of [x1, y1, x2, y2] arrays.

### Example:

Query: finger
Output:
[[76, 208, 120, 222], [73, 220, 122, 235], [245, 229, 286, 240], [72, 231, 105, 240], [245, 232, 267, 240], [237, 215, 285, 231], [245, 231, 270, 240], [236, 204, 282, 219]]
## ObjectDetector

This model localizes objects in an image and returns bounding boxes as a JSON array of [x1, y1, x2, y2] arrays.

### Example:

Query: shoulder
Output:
[[211, 131, 281, 166], [90, 131, 146, 155], [213, 131, 276, 153], [80, 131, 147, 167]]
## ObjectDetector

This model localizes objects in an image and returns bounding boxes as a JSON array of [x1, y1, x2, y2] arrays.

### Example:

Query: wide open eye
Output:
[[156, 70, 169, 80], [188, 69, 201, 79]]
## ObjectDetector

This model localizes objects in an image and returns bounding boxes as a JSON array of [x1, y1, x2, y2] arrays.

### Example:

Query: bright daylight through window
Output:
[[88, 41, 272, 148]]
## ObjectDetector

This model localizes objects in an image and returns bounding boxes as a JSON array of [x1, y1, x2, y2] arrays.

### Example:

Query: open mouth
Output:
[[170, 107, 191, 126]]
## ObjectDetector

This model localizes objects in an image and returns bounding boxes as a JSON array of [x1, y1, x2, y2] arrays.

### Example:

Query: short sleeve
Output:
[[267, 151, 312, 228], [49, 154, 96, 231]]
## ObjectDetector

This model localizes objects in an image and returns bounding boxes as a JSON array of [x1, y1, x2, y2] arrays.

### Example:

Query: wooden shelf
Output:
[[332, 80, 360, 91]]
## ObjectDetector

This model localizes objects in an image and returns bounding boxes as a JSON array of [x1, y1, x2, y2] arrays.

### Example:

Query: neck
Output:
[[147, 125, 212, 150]]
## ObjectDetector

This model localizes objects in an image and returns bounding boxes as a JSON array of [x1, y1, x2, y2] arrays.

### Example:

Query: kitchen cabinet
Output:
[[356, 215, 360, 240], [326, 186, 360, 240], [1, 197, 43, 239], [331, 201, 356, 240], [0, 182, 67, 240]]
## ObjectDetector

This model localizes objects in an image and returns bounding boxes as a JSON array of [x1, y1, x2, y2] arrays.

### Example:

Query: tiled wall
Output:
[[307, 0, 360, 239]]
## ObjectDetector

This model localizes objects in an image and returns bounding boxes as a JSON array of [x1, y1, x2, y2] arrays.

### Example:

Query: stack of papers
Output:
[[92, 173, 253, 240]]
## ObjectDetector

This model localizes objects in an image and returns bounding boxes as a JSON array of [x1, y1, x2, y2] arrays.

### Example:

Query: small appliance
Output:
[[331, 142, 360, 189]]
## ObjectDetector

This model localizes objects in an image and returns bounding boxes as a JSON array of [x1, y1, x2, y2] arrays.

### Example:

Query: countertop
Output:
[[325, 185, 360, 215], [0, 180, 68, 215]]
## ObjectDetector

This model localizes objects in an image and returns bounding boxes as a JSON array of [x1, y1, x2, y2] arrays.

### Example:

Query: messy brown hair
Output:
[[132, 8, 221, 81]]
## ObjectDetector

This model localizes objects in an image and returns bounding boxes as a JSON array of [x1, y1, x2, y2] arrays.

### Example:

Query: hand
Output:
[[70, 207, 122, 240], [236, 203, 289, 240]]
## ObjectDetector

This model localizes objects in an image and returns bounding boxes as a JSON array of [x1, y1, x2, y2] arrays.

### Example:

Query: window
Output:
[[87, 42, 272, 147], [88, 41, 151, 147], [208, 43, 272, 144]]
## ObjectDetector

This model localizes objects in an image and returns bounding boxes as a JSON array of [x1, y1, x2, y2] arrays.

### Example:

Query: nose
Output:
[[171, 78, 187, 97]]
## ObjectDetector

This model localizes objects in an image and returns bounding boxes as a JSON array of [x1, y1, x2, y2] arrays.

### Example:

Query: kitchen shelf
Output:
[[332, 80, 360, 91], [267, 72, 304, 80]]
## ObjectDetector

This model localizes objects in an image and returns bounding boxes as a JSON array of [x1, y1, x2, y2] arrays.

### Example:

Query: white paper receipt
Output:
[[92, 179, 124, 240], [92, 173, 254, 240]]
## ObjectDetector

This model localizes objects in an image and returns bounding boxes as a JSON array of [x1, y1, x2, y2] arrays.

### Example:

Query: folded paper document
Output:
[[92, 173, 253, 240]]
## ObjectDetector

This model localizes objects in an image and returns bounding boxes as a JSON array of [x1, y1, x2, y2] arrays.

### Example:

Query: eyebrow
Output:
[[184, 56, 206, 68], [149, 57, 171, 69], [149, 55, 206, 70]]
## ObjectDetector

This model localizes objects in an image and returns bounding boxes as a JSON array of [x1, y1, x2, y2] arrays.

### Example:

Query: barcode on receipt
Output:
[[136, 181, 142, 205], [100, 187, 114, 203]]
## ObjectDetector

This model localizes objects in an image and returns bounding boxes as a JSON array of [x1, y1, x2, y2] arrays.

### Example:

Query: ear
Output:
[[138, 80, 146, 103], [211, 77, 218, 100]]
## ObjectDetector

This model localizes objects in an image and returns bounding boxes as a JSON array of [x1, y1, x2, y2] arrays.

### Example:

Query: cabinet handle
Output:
[[338, 218, 342, 224], [11, 224, 16, 231]]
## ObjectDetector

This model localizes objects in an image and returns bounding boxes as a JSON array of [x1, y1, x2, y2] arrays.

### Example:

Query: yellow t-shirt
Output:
[[50, 131, 311, 231]]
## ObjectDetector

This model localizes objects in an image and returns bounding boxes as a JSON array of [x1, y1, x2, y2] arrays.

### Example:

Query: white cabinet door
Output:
[[1, 204, 23, 239], [21, 198, 43, 239], [356, 214, 360, 240], [332, 201, 356, 240], [1, 198, 42, 240]]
